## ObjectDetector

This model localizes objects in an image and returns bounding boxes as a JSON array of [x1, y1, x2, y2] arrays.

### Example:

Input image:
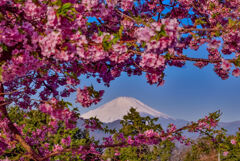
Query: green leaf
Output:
[[233, 56, 240, 67], [62, 3, 72, 10], [98, 28, 103, 36], [52, 0, 62, 6], [57, 2, 75, 18], [209, 2, 215, 10], [215, 31, 221, 37], [228, 19, 237, 28], [195, 18, 207, 25], [1, 44, 8, 52], [154, 25, 167, 40], [102, 41, 112, 51], [164, 53, 171, 60], [142, 41, 146, 48], [112, 34, 120, 44], [103, 34, 111, 42], [119, 25, 124, 39]]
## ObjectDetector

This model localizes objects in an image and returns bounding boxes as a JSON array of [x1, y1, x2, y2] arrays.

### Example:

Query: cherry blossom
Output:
[[231, 139, 236, 145], [223, 151, 229, 156]]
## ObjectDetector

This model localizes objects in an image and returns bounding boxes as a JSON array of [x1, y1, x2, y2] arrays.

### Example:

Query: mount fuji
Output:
[[81, 96, 173, 123], [80, 97, 240, 140], [81, 97, 189, 132]]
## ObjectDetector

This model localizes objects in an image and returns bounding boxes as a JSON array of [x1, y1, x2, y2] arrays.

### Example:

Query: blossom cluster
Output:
[[39, 98, 77, 129], [76, 87, 104, 107]]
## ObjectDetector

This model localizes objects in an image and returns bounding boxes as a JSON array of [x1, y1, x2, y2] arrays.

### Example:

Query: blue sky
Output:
[[76, 14, 240, 123], [70, 45, 240, 123]]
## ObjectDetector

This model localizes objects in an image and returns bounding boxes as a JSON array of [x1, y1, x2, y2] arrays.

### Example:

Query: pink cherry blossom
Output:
[[53, 144, 63, 152], [61, 136, 71, 146], [135, 27, 155, 42], [151, 22, 162, 32], [76, 87, 104, 107], [232, 68, 240, 77], [223, 151, 229, 156], [221, 59, 232, 71], [121, 0, 134, 10], [194, 61, 209, 69], [144, 129, 155, 138], [127, 136, 134, 145], [231, 139, 236, 145], [208, 40, 221, 49]]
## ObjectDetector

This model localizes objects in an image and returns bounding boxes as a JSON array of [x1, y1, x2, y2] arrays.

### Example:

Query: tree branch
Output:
[[179, 28, 221, 33], [129, 50, 235, 64], [0, 83, 41, 161], [170, 56, 233, 63], [0, 88, 24, 96]]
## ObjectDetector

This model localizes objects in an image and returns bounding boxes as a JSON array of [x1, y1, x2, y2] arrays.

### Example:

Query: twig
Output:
[[0, 88, 24, 96], [179, 28, 221, 33], [115, 9, 138, 24], [133, 61, 146, 72], [129, 50, 236, 64]]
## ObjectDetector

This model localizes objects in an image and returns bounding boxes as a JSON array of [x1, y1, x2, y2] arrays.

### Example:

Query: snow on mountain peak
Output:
[[81, 96, 173, 123]]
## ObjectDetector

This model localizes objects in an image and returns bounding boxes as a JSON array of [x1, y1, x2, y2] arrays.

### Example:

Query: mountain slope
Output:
[[81, 96, 172, 123]]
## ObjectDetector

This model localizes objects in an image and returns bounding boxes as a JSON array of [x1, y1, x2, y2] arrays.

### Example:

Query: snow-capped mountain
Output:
[[81, 96, 172, 123], [79, 97, 240, 142]]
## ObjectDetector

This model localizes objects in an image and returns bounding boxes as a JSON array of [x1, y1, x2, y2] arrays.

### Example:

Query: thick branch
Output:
[[0, 83, 41, 161]]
